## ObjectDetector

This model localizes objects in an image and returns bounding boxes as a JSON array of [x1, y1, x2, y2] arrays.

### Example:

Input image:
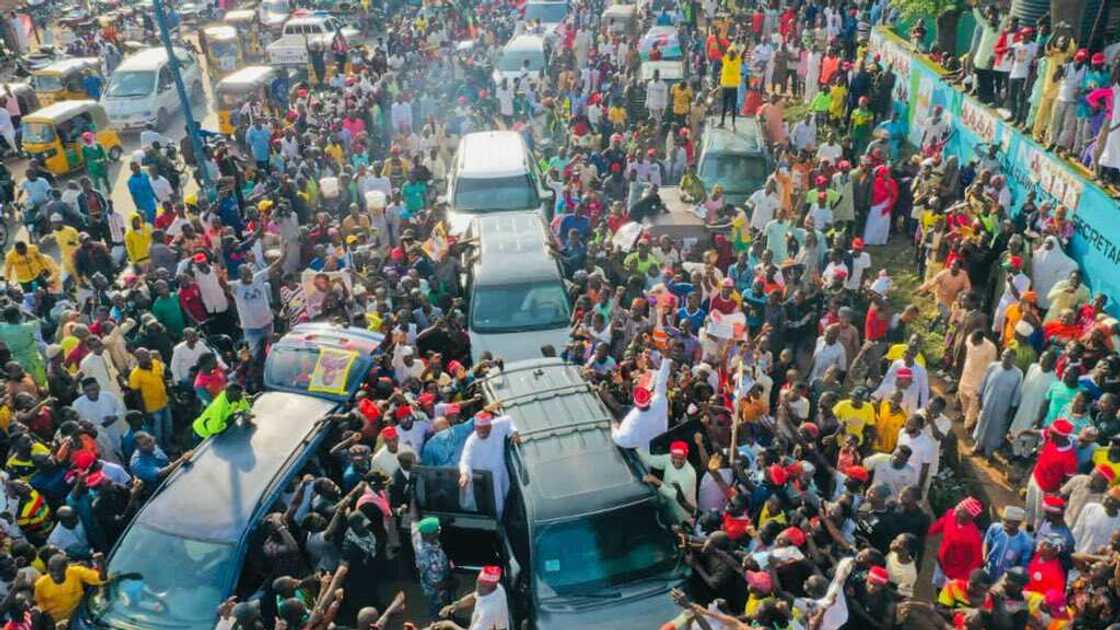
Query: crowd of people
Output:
[[0, 0, 1117, 628]]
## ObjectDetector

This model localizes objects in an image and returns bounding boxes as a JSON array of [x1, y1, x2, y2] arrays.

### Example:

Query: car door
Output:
[[156, 65, 175, 110], [412, 465, 505, 573]]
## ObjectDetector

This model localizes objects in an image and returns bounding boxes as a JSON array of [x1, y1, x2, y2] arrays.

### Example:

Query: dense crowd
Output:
[[0, 0, 1118, 628]]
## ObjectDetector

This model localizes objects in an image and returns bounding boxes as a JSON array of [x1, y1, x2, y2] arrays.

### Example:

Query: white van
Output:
[[491, 34, 549, 87], [101, 47, 203, 131], [446, 130, 553, 234], [266, 14, 360, 66]]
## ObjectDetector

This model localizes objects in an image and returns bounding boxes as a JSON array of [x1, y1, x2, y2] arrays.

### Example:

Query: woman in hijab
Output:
[[862, 165, 898, 245], [1031, 236, 1079, 310]]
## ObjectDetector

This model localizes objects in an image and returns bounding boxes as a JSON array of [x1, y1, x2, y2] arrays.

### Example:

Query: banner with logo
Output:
[[869, 28, 1120, 315]]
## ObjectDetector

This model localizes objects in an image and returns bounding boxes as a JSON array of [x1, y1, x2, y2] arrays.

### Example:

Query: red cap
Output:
[[1092, 52, 1106, 64], [745, 570, 773, 592], [846, 465, 869, 482], [475, 411, 494, 427], [193, 253, 207, 263], [72, 450, 96, 470], [1095, 463, 1117, 482], [1051, 418, 1074, 436], [418, 392, 435, 407], [957, 496, 983, 518], [669, 441, 689, 457], [633, 386, 652, 409], [896, 366, 914, 379], [815, 175, 828, 187], [1009, 255, 1023, 269], [837, 160, 851, 170], [394, 405, 413, 420], [646, 148, 657, 157], [380, 425, 398, 440], [1042, 495, 1067, 513], [852, 238, 864, 250], [768, 463, 788, 486], [479, 565, 502, 583], [780, 526, 806, 547], [799, 422, 820, 438], [868, 566, 890, 585], [1075, 48, 1089, 61], [84, 470, 106, 487], [1019, 26, 1035, 36]]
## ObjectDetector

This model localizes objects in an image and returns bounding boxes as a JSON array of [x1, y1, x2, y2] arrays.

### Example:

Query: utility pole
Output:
[[151, 0, 214, 198]]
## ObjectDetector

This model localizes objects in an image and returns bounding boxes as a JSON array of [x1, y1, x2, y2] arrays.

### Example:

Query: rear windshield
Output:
[[30, 73, 63, 92], [471, 281, 570, 333], [453, 175, 539, 212], [525, 3, 567, 22], [497, 49, 545, 72], [698, 154, 768, 194]]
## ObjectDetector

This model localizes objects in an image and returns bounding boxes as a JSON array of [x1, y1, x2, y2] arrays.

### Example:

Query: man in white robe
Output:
[[459, 413, 520, 518], [72, 378, 129, 465], [612, 358, 673, 450]]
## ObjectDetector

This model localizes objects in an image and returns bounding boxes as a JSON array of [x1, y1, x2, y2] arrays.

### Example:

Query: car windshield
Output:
[[698, 154, 767, 194], [264, 341, 372, 400], [453, 175, 538, 212], [262, 0, 288, 12], [471, 281, 570, 333], [21, 121, 55, 144], [106, 70, 155, 98], [497, 49, 545, 72], [30, 73, 63, 92], [88, 525, 235, 629], [210, 39, 238, 57], [525, 3, 567, 23], [534, 503, 681, 594]]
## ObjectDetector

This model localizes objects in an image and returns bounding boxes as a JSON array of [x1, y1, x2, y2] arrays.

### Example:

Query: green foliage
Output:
[[889, 0, 962, 22]]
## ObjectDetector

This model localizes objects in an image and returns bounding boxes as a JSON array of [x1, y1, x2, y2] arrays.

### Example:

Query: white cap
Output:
[[50, 213, 64, 222]]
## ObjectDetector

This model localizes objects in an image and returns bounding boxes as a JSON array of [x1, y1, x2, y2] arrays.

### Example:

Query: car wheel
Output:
[[156, 108, 169, 131], [108, 146, 122, 161]]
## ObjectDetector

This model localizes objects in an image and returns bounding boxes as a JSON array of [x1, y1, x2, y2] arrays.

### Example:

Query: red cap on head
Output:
[[475, 411, 494, 427], [1051, 418, 1074, 436], [418, 393, 435, 407], [957, 496, 984, 518], [85, 470, 106, 487], [868, 566, 890, 585], [896, 366, 914, 380], [633, 386, 652, 409], [380, 425, 398, 440], [1075, 48, 1089, 61], [1043, 495, 1067, 513], [780, 526, 807, 547], [193, 253, 207, 263], [1095, 463, 1117, 482], [768, 463, 788, 486], [479, 565, 502, 583], [73, 450, 96, 470], [394, 405, 413, 420], [837, 160, 851, 170], [799, 422, 820, 437], [852, 238, 864, 249], [745, 570, 773, 592], [1009, 255, 1023, 269], [846, 465, 869, 482], [1092, 52, 1106, 65], [669, 441, 689, 457]]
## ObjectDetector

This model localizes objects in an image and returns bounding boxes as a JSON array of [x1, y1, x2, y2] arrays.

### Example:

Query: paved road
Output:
[[3, 69, 221, 252]]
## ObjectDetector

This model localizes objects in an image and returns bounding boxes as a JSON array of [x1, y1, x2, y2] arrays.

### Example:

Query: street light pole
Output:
[[150, 0, 214, 197]]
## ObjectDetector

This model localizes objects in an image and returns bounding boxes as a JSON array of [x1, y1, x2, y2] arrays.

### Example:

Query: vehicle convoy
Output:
[[73, 324, 383, 630], [413, 358, 688, 630], [462, 213, 571, 363], [265, 12, 361, 67]]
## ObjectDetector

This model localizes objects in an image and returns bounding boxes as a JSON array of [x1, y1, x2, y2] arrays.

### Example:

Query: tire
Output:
[[156, 108, 169, 131], [108, 146, 122, 161]]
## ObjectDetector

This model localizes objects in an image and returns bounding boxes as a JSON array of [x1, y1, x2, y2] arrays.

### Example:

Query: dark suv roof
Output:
[[479, 359, 655, 522], [136, 391, 337, 542]]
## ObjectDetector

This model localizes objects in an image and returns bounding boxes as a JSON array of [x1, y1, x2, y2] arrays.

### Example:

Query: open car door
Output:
[[413, 466, 504, 573]]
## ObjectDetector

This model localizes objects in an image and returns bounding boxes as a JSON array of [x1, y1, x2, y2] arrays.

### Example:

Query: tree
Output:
[[890, 0, 965, 57]]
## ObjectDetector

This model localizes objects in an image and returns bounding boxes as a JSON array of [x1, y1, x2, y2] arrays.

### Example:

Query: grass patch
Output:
[[876, 240, 947, 365]]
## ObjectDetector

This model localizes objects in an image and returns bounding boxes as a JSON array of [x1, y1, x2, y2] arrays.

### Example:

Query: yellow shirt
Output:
[[124, 222, 153, 264], [834, 400, 876, 443], [129, 360, 169, 412], [48, 225, 81, 273], [1092, 449, 1120, 485], [720, 52, 742, 88], [874, 401, 906, 453], [828, 85, 848, 119], [608, 105, 627, 125], [34, 565, 103, 622], [4, 246, 50, 284], [671, 83, 693, 115]]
